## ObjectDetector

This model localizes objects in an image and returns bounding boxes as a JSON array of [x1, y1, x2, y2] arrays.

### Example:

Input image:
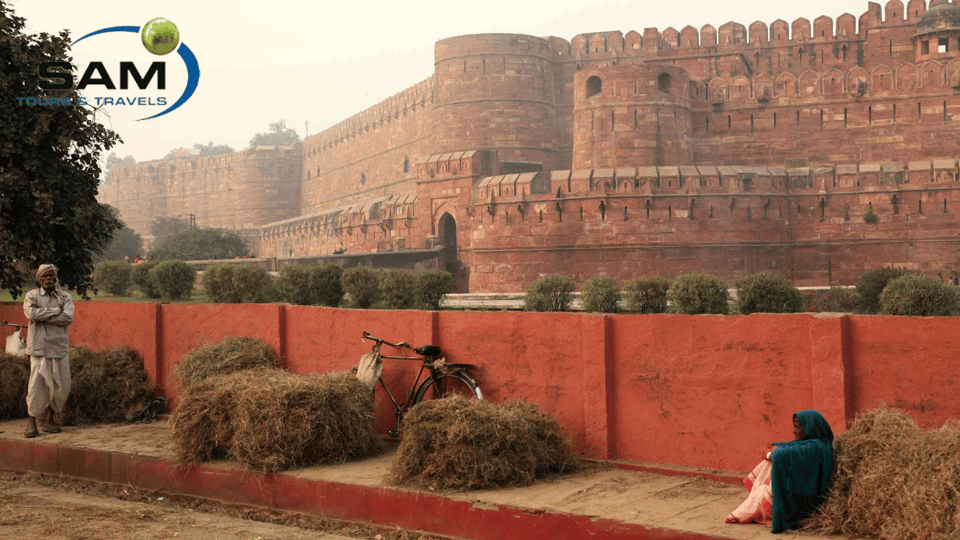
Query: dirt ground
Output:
[[0, 471, 442, 540]]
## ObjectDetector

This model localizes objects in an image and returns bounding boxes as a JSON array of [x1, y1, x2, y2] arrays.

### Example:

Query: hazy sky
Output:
[[12, 0, 874, 163]]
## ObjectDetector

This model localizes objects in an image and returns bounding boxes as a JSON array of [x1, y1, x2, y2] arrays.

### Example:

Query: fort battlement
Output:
[[553, 0, 940, 57], [303, 78, 434, 154]]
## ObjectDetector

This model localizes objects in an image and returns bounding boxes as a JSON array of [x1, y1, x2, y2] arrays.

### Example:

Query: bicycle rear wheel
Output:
[[413, 372, 482, 404]]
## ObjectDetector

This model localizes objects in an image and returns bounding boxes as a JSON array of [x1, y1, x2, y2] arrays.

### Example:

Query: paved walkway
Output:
[[0, 419, 856, 540]]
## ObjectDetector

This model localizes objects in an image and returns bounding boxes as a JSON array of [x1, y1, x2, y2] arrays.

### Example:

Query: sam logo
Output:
[[36, 18, 199, 121]]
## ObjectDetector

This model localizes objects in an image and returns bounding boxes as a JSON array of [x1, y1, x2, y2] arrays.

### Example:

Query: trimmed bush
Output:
[[667, 273, 730, 315], [277, 264, 312, 305], [232, 265, 276, 303], [202, 263, 238, 303], [310, 263, 344, 307], [341, 266, 379, 309], [879, 274, 960, 316], [856, 266, 909, 314], [377, 268, 417, 309], [131, 259, 162, 298], [736, 272, 804, 314], [580, 276, 621, 313], [863, 209, 879, 224], [149, 260, 196, 301], [524, 275, 575, 312], [94, 260, 132, 296], [624, 277, 670, 314], [417, 270, 453, 310]]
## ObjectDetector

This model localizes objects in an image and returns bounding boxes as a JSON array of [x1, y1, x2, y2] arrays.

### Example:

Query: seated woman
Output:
[[725, 409, 834, 534]]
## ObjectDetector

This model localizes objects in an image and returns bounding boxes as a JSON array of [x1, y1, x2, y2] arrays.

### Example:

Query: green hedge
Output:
[[377, 268, 418, 309], [879, 274, 960, 316], [341, 266, 379, 309], [202, 263, 238, 303], [277, 264, 312, 305], [310, 264, 344, 307], [416, 270, 453, 310], [736, 272, 804, 314], [624, 277, 670, 314], [857, 266, 910, 314], [524, 275, 575, 312], [149, 260, 195, 301], [94, 260, 131, 296], [131, 259, 162, 298], [232, 265, 276, 303], [580, 276, 621, 313], [667, 273, 730, 315]]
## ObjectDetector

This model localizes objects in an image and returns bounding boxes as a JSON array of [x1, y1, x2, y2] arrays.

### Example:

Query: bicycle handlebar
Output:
[[361, 331, 410, 350], [3, 320, 24, 330]]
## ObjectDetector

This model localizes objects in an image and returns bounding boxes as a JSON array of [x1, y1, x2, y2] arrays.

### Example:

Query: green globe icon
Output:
[[141, 18, 179, 55]]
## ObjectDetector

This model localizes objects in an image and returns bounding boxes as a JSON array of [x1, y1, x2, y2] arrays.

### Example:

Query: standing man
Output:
[[22, 264, 74, 438]]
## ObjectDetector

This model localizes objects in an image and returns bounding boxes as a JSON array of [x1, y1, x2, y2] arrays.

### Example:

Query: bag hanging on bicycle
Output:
[[6, 329, 26, 357], [355, 342, 383, 391]]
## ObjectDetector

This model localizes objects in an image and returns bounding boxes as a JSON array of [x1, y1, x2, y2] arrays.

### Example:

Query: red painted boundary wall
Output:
[[2, 302, 958, 472]]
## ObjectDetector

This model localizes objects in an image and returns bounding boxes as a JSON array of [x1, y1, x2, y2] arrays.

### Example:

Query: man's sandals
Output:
[[42, 423, 62, 434], [24, 423, 39, 438]]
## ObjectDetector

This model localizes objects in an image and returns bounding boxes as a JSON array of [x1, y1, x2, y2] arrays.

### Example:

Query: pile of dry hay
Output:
[[389, 395, 579, 491], [0, 353, 30, 419], [806, 407, 960, 540], [171, 368, 380, 473], [174, 336, 280, 390], [60, 345, 156, 425]]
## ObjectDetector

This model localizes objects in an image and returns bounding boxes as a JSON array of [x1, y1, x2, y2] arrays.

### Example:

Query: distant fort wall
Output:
[[99, 146, 300, 243]]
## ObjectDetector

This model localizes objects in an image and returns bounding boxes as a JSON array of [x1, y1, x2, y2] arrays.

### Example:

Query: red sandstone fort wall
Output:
[[100, 147, 300, 241], [299, 80, 435, 217], [99, 0, 960, 292], [465, 162, 960, 291]]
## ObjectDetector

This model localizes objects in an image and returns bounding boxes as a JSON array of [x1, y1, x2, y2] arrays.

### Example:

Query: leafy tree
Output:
[[151, 216, 192, 246], [94, 206, 142, 262], [193, 141, 234, 156], [102, 152, 135, 183], [149, 227, 250, 261], [162, 147, 190, 160], [249, 119, 300, 147], [161, 141, 233, 160], [97, 224, 143, 263], [0, 3, 122, 298]]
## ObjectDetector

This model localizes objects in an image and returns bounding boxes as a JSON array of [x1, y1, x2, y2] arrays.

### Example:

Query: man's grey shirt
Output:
[[23, 288, 74, 358]]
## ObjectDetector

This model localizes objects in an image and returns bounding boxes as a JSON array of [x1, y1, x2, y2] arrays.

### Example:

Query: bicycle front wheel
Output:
[[413, 372, 482, 404]]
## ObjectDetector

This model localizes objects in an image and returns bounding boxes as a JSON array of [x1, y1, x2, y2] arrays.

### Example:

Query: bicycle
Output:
[[359, 330, 482, 437]]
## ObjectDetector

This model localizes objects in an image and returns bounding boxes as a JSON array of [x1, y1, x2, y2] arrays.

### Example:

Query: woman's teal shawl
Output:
[[769, 409, 834, 534]]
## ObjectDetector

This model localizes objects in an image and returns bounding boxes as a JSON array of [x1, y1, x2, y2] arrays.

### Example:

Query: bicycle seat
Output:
[[415, 345, 441, 357]]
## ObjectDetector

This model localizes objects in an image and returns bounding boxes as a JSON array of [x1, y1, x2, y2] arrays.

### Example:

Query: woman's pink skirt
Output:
[[725, 459, 774, 525]]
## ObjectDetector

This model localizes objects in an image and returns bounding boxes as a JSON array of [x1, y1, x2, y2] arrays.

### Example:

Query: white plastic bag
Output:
[[355, 343, 383, 391], [5, 329, 26, 357]]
